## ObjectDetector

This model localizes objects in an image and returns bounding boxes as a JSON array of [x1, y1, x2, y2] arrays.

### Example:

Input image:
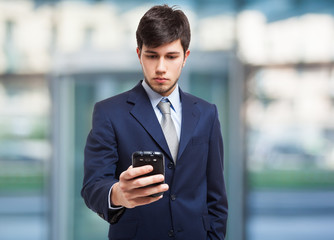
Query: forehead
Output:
[[142, 39, 183, 53]]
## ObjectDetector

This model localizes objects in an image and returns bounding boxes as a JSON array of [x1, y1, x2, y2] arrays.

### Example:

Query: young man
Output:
[[82, 5, 228, 240]]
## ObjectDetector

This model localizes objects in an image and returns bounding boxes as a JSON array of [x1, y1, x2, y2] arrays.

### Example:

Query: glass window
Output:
[[0, 75, 50, 240], [245, 66, 334, 240]]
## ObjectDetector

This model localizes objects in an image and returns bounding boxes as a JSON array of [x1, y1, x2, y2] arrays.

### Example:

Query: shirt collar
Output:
[[142, 80, 181, 113]]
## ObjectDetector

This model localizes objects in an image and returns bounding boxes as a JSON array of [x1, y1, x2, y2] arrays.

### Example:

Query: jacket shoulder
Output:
[[182, 91, 216, 112], [94, 82, 143, 110]]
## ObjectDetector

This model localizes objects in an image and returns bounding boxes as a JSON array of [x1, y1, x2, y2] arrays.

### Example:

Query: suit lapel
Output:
[[178, 89, 200, 160], [127, 83, 200, 162], [128, 83, 172, 159]]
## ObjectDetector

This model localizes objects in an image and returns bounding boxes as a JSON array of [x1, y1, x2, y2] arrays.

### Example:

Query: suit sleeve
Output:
[[207, 105, 228, 239], [81, 102, 125, 224]]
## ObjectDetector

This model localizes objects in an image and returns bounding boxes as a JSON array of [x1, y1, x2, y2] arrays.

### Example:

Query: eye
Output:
[[146, 55, 157, 59], [167, 55, 178, 59]]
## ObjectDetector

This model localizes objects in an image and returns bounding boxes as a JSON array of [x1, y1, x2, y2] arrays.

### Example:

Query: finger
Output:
[[132, 174, 165, 188], [133, 183, 169, 198], [120, 165, 153, 181]]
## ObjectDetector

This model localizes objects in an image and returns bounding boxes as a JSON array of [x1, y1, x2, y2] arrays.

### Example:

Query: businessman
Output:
[[81, 5, 228, 240]]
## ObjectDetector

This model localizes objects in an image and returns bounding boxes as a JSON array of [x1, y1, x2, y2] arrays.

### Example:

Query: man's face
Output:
[[137, 39, 190, 96]]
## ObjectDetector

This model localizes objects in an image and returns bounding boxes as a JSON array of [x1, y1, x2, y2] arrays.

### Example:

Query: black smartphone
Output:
[[132, 151, 165, 197]]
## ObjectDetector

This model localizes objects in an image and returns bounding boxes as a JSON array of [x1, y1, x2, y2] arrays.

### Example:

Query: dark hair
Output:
[[136, 5, 191, 54]]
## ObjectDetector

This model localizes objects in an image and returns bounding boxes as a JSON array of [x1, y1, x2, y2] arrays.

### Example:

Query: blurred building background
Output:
[[0, 0, 334, 239]]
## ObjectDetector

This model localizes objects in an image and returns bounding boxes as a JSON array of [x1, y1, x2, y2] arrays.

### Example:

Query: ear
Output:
[[136, 47, 142, 63], [182, 50, 190, 67]]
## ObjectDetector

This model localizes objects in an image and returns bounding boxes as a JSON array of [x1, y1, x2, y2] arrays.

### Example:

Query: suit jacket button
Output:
[[168, 162, 174, 169], [171, 194, 176, 201], [168, 229, 174, 237]]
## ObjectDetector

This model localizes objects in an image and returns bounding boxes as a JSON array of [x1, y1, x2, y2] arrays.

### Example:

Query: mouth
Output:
[[153, 77, 168, 83]]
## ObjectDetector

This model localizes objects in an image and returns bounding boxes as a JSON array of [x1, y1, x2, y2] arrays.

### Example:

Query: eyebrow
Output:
[[144, 50, 181, 55]]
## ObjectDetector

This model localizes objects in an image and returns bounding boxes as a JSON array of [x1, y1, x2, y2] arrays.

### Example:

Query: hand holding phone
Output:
[[132, 151, 165, 197]]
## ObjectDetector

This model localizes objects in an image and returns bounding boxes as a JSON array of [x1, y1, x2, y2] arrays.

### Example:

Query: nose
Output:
[[156, 57, 167, 74]]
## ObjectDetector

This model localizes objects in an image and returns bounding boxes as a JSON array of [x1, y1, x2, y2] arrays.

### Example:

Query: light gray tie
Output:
[[158, 99, 179, 162]]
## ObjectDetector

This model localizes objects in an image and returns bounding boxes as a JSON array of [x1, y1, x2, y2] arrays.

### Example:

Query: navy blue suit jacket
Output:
[[82, 81, 228, 239]]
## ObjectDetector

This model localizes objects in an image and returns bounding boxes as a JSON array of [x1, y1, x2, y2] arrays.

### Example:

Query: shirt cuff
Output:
[[108, 183, 124, 210]]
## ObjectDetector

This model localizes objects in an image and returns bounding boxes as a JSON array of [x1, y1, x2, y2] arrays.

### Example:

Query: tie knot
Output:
[[158, 99, 171, 114]]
